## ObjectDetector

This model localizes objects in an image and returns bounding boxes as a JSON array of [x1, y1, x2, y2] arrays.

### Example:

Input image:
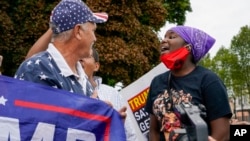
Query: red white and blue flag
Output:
[[0, 75, 126, 141]]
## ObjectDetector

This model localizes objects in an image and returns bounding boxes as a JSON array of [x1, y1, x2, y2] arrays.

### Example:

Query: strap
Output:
[[167, 71, 174, 110]]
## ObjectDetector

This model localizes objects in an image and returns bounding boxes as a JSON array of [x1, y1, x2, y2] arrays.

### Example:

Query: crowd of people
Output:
[[6, 0, 248, 141]]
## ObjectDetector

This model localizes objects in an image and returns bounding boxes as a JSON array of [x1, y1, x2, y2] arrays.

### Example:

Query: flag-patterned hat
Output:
[[50, 0, 108, 34]]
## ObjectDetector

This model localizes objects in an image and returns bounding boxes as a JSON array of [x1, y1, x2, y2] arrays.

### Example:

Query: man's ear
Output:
[[73, 24, 83, 40]]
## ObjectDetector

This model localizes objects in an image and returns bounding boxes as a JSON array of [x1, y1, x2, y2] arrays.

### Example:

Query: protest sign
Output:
[[119, 63, 168, 141]]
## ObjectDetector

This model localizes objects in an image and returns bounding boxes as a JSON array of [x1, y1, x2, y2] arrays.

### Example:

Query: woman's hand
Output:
[[118, 106, 127, 123], [208, 136, 217, 141]]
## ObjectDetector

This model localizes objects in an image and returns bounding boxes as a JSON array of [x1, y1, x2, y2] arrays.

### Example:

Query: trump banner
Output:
[[0, 75, 126, 141], [119, 63, 168, 141]]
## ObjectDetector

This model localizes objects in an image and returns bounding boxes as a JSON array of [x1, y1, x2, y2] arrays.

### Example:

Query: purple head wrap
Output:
[[169, 26, 216, 62]]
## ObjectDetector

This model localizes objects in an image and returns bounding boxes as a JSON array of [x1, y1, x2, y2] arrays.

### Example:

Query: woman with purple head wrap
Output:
[[145, 26, 232, 141], [169, 26, 216, 63]]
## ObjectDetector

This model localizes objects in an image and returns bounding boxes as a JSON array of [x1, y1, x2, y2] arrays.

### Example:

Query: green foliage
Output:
[[201, 25, 250, 98], [230, 25, 250, 96], [199, 53, 213, 70], [163, 0, 192, 25], [213, 47, 239, 88]]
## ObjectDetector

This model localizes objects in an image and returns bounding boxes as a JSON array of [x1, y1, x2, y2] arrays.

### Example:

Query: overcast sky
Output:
[[158, 0, 250, 57]]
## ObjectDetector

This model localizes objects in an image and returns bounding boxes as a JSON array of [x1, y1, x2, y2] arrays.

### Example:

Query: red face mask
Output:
[[160, 45, 191, 70]]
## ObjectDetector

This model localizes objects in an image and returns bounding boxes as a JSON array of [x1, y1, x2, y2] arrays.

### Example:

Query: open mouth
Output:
[[161, 46, 170, 54]]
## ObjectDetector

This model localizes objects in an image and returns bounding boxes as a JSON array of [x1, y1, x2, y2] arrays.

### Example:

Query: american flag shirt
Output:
[[14, 43, 87, 95]]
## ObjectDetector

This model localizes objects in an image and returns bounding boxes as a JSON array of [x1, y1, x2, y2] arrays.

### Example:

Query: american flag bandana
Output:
[[50, 0, 108, 34]]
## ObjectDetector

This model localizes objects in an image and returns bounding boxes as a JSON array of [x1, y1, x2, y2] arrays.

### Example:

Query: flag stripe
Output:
[[0, 75, 126, 141], [93, 13, 108, 21], [15, 100, 109, 121], [15, 99, 111, 141]]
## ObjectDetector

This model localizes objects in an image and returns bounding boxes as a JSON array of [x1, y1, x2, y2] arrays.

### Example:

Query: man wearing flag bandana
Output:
[[145, 26, 232, 141]]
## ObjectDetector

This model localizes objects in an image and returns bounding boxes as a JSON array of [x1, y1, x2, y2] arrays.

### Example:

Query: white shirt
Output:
[[95, 77, 138, 141]]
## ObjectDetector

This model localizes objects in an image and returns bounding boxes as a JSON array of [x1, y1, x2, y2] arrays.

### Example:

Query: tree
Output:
[[201, 25, 250, 98], [86, 0, 191, 86], [200, 46, 245, 97], [163, 0, 192, 25], [230, 25, 250, 96], [0, 0, 59, 76], [211, 47, 239, 91], [0, 0, 191, 86], [199, 53, 213, 70]]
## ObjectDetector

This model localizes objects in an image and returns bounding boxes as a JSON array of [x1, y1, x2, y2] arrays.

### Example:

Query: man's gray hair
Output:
[[50, 22, 73, 42], [50, 22, 89, 42]]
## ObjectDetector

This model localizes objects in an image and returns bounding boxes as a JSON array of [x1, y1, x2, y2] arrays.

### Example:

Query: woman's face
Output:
[[80, 49, 99, 78], [160, 30, 186, 55]]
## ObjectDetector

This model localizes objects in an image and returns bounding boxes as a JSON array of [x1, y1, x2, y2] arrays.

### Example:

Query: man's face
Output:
[[78, 22, 97, 58]]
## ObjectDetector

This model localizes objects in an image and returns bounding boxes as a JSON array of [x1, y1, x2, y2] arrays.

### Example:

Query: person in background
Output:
[[145, 25, 232, 141], [23, 3, 132, 140], [81, 47, 138, 141], [24, 28, 137, 140]]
